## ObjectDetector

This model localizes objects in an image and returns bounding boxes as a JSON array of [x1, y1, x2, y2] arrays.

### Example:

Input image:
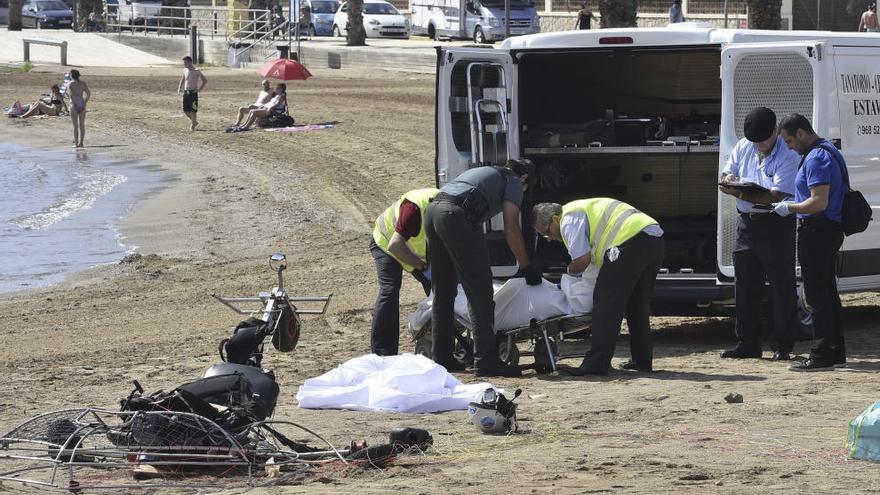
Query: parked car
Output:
[[21, 0, 74, 29], [0, 0, 10, 25], [116, 0, 162, 25], [304, 0, 339, 36], [332, 0, 409, 39]]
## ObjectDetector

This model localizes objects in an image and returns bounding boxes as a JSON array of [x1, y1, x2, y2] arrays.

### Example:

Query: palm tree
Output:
[[598, 0, 638, 28], [746, 0, 783, 29], [346, 0, 366, 45], [8, 0, 22, 31]]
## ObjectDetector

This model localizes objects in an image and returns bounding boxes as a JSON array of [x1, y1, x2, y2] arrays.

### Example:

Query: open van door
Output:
[[435, 47, 519, 276], [717, 41, 829, 278]]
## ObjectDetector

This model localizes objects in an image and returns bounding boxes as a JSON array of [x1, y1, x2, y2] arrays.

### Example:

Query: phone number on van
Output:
[[856, 124, 880, 136]]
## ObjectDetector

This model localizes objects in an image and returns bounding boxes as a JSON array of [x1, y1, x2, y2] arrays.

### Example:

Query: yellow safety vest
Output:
[[373, 188, 438, 272], [560, 198, 658, 268]]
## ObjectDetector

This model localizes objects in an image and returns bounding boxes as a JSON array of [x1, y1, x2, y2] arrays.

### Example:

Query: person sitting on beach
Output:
[[228, 83, 287, 132], [230, 80, 275, 128], [18, 85, 68, 118]]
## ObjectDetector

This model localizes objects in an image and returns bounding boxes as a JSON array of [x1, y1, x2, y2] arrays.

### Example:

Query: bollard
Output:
[[189, 25, 198, 62], [23, 42, 30, 63], [60, 41, 68, 66]]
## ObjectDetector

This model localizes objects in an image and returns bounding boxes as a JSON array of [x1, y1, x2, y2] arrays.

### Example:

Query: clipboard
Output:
[[720, 181, 770, 195]]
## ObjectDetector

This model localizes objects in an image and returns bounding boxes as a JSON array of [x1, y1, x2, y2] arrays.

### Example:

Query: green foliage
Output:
[[20, 61, 34, 73]]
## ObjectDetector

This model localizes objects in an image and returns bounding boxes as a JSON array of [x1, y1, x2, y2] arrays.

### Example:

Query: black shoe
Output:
[[558, 363, 608, 377], [834, 356, 847, 368], [435, 359, 467, 372], [789, 358, 835, 372], [720, 345, 762, 359], [474, 362, 522, 378], [771, 351, 792, 361], [618, 359, 653, 372]]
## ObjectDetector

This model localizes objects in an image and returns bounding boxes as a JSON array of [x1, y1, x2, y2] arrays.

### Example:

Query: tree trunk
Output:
[[746, 0, 783, 30], [8, 0, 22, 31], [598, 0, 638, 28], [346, 0, 366, 46]]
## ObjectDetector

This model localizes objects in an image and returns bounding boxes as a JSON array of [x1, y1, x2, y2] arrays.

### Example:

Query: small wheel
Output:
[[533, 337, 558, 374], [498, 339, 520, 367], [333, 25, 341, 37], [452, 330, 474, 367], [414, 338, 432, 359], [473, 26, 485, 44]]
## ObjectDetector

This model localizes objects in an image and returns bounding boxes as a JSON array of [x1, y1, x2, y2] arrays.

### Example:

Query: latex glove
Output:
[[421, 266, 432, 281], [524, 264, 543, 286], [773, 201, 793, 217]]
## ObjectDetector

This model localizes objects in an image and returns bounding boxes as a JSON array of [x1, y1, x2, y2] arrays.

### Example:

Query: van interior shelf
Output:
[[524, 145, 720, 156]]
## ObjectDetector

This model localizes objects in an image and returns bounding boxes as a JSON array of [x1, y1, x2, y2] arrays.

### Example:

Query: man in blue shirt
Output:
[[719, 107, 801, 361], [774, 113, 847, 371]]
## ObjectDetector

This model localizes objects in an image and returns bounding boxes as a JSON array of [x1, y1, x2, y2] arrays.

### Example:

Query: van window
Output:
[[481, 0, 532, 7], [36, 0, 69, 10]]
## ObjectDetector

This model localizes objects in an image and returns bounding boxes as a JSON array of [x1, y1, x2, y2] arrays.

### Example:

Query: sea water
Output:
[[0, 142, 170, 293]]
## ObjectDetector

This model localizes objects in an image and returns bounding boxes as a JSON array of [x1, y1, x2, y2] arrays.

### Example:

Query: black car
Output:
[[21, 0, 74, 29]]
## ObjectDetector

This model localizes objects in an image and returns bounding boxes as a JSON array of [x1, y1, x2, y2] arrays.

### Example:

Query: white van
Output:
[[116, 0, 162, 25], [434, 26, 880, 315], [412, 0, 539, 43]]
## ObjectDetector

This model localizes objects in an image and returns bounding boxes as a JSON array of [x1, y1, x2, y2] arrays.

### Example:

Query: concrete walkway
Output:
[[0, 29, 173, 67]]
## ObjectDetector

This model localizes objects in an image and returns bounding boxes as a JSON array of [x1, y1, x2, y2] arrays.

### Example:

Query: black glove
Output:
[[523, 264, 543, 286]]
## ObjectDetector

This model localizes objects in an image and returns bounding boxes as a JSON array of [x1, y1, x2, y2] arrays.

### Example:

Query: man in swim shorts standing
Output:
[[177, 56, 207, 131]]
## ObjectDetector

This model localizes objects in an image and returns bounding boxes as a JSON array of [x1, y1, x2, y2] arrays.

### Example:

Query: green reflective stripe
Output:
[[594, 207, 638, 262]]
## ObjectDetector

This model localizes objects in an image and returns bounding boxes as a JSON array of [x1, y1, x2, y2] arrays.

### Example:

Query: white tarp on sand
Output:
[[295, 354, 494, 413]]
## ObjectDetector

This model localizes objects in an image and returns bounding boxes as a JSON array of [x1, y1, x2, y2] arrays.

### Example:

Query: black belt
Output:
[[434, 191, 489, 223], [798, 216, 841, 229], [738, 210, 780, 221]]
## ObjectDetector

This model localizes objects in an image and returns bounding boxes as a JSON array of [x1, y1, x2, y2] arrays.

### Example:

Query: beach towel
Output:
[[296, 354, 494, 413], [265, 123, 336, 133]]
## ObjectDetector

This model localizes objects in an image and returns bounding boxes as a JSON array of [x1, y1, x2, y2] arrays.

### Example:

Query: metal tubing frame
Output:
[[465, 62, 508, 167]]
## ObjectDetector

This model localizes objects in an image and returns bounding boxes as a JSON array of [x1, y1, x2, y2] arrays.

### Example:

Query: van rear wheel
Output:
[[332, 25, 341, 37], [428, 24, 437, 40]]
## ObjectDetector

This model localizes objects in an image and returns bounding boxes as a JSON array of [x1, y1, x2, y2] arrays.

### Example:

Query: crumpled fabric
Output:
[[560, 265, 599, 314], [408, 278, 575, 333], [295, 354, 494, 413]]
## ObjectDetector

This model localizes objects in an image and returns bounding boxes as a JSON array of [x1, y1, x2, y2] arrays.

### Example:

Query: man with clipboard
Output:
[[718, 107, 801, 361]]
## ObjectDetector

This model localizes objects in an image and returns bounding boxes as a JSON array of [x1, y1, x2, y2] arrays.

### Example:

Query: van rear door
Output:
[[717, 41, 829, 278], [435, 47, 520, 276]]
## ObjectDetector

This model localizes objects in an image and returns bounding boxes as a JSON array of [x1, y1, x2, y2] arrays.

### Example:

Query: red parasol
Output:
[[258, 58, 313, 81]]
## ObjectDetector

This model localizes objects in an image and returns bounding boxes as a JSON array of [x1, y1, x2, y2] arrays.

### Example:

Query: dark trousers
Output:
[[581, 233, 665, 373], [798, 218, 845, 362], [732, 213, 799, 353], [370, 239, 431, 356], [425, 200, 498, 368]]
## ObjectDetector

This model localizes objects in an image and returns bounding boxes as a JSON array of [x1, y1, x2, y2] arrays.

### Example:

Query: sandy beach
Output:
[[2, 65, 880, 494]]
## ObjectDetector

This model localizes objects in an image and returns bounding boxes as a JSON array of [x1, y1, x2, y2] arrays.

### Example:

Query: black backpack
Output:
[[812, 142, 872, 236]]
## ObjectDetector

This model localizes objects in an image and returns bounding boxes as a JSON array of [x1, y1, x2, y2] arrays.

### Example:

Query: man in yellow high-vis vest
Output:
[[370, 188, 439, 356], [532, 199, 665, 375]]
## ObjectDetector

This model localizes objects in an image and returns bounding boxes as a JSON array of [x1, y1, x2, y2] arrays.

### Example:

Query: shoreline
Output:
[[0, 121, 191, 299]]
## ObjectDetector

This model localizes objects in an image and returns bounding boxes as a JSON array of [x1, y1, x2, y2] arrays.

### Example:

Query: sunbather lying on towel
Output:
[[18, 85, 68, 118], [227, 83, 287, 133], [230, 79, 275, 128]]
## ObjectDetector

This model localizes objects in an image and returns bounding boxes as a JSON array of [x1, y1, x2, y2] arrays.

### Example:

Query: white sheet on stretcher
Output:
[[408, 266, 598, 332]]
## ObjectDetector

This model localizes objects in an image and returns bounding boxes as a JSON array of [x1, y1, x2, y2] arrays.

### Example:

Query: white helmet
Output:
[[467, 388, 521, 434]]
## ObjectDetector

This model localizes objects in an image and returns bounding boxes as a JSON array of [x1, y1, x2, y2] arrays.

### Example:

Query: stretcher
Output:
[[408, 312, 592, 373]]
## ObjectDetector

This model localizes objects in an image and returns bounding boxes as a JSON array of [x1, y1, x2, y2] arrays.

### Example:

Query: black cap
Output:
[[743, 107, 777, 142]]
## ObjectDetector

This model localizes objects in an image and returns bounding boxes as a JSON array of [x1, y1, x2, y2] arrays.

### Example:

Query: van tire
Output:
[[333, 25, 342, 37], [308, 24, 316, 37], [473, 26, 486, 44], [428, 24, 437, 40]]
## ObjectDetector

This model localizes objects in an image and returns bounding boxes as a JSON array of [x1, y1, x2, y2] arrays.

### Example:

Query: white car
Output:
[[332, 0, 409, 39]]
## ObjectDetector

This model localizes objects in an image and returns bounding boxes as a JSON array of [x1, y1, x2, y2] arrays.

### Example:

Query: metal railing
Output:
[[104, 5, 284, 44]]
